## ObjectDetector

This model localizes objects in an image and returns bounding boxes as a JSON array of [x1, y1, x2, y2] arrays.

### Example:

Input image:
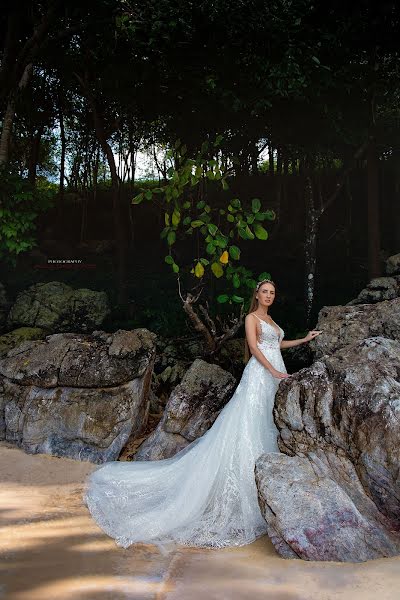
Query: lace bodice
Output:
[[254, 315, 284, 351]]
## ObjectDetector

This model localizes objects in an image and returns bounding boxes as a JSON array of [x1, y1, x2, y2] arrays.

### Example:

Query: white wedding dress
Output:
[[84, 316, 286, 549]]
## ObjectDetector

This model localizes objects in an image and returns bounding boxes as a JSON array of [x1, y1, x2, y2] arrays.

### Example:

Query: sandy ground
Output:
[[1, 441, 399, 600]]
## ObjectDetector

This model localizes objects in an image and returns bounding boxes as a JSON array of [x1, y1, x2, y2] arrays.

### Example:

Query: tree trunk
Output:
[[0, 63, 32, 167], [58, 89, 66, 219], [268, 145, 274, 175], [276, 146, 282, 174], [28, 125, 44, 185], [0, 93, 15, 166], [367, 140, 381, 279], [304, 176, 317, 325]]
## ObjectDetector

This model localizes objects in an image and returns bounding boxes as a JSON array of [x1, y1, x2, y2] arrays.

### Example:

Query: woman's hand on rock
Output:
[[271, 369, 290, 379], [304, 330, 322, 343]]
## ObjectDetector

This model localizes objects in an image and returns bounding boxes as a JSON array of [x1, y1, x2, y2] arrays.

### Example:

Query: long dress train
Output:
[[83, 317, 286, 549]]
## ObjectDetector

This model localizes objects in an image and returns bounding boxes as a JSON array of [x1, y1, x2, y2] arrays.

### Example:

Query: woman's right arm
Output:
[[245, 315, 289, 379]]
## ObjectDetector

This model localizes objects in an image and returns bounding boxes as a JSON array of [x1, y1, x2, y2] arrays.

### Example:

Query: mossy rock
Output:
[[0, 327, 45, 358]]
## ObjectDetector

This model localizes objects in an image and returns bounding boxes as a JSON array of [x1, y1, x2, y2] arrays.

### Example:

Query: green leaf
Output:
[[191, 220, 204, 228], [246, 278, 257, 289], [222, 179, 229, 191], [165, 255, 174, 265], [208, 224, 218, 236], [227, 214, 235, 223], [217, 294, 229, 303], [200, 258, 210, 265], [254, 223, 268, 240], [183, 201, 191, 209], [194, 261, 205, 278], [233, 273, 241, 288], [167, 230, 176, 245], [172, 262, 180, 273], [206, 242, 216, 254], [172, 209, 181, 226], [211, 262, 224, 278], [197, 200, 206, 209], [132, 193, 143, 205], [145, 190, 153, 200], [183, 216, 191, 225], [252, 198, 261, 213], [231, 198, 241, 208], [164, 213, 170, 226], [229, 245, 240, 260], [231, 295, 244, 303], [215, 234, 228, 248]]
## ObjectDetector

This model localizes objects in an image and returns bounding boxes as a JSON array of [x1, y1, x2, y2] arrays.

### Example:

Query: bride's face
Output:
[[256, 283, 275, 308]]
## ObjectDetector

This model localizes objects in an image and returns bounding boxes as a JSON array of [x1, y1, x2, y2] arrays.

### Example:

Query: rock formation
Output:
[[6, 281, 110, 333], [134, 358, 236, 460], [0, 329, 156, 463], [255, 334, 400, 561]]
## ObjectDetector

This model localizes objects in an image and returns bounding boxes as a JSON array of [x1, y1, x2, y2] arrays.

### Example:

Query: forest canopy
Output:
[[1, 0, 400, 340]]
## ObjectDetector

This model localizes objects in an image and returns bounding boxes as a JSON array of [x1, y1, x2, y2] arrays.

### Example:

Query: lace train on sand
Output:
[[83, 319, 286, 549]]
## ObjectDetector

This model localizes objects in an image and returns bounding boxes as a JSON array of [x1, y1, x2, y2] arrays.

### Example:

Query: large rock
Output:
[[134, 358, 236, 460], [6, 281, 110, 333], [347, 276, 400, 305], [255, 452, 399, 562], [255, 336, 400, 562], [0, 329, 156, 463], [312, 297, 400, 358], [386, 253, 400, 276]]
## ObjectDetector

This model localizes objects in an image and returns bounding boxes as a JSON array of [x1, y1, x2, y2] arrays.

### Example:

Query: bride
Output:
[[84, 279, 321, 549]]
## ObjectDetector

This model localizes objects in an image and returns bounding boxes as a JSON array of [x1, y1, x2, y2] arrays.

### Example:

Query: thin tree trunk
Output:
[[0, 63, 32, 167], [28, 124, 44, 185], [268, 145, 274, 175], [0, 94, 15, 166], [58, 89, 66, 217], [304, 176, 317, 325], [276, 146, 282, 174]]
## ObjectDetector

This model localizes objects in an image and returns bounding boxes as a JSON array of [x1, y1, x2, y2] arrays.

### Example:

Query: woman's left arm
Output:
[[280, 330, 322, 349]]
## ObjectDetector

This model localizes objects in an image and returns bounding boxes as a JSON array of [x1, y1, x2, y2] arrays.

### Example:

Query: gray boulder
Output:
[[386, 253, 400, 276], [255, 452, 399, 562], [347, 276, 400, 305], [0, 328, 156, 463], [6, 281, 110, 333], [255, 336, 400, 562], [312, 297, 400, 358], [134, 358, 236, 460]]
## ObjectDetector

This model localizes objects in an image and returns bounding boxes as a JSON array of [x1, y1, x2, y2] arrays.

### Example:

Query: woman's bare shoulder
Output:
[[245, 313, 257, 323]]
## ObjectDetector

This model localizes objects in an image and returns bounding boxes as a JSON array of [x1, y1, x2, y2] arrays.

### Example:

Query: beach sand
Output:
[[0, 441, 399, 600]]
